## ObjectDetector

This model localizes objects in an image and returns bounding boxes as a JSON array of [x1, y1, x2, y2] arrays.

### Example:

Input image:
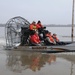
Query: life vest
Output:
[[30, 33, 41, 44], [52, 36, 59, 42], [29, 24, 38, 31], [36, 23, 43, 29], [46, 33, 55, 43]]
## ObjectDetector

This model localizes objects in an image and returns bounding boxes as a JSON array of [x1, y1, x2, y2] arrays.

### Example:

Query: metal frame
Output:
[[5, 16, 30, 49]]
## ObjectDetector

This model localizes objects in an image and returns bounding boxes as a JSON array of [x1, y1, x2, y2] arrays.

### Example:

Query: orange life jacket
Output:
[[46, 33, 55, 43], [30, 33, 41, 44], [36, 23, 43, 29], [29, 24, 38, 31], [52, 36, 59, 42]]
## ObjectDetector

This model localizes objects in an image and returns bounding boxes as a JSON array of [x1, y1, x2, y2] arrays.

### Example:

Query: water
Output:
[[0, 27, 5, 38], [46, 26, 75, 41], [0, 26, 75, 75], [0, 51, 75, 75], [46, 27, 72, 36]]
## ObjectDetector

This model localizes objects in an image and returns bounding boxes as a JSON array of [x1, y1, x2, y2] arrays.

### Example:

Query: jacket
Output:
[[30, 33, 41, 44], [36, 23, 43, 29], [52, 36, 59, 42], [29, 24, 38, 31], [46, 33, 55, 43]]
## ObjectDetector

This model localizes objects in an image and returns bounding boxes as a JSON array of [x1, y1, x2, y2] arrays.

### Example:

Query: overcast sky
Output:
[[0, 0, 74, 24]]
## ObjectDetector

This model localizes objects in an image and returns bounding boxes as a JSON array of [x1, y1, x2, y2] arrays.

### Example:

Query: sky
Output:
[[0, 0, 74, 24]]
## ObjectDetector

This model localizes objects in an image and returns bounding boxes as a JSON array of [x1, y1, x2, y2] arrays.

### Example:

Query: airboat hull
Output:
[[13, 42, 75, 53]]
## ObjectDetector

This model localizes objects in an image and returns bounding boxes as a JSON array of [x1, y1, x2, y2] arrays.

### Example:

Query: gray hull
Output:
[[13, 43, 75, 53]]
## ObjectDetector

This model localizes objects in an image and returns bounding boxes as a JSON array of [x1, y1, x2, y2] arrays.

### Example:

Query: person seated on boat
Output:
[[44, 31, 56, 45], [29, 30, 42, 46], [52, 34, 59, 42], [52, 33, 66, 45], [36, 20, 46, 33], [29, 21, 38, 32], [36, 20, 46, 40]]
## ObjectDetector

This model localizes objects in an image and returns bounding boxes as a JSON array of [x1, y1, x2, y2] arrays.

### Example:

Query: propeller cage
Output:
[[5, 16, 30, 48]]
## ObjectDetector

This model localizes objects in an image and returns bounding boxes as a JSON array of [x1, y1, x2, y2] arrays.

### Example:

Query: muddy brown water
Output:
[[0, 48, 75, 75]]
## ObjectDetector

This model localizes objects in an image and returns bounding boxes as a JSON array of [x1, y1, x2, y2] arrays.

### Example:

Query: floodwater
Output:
[[0, 49, 75, 75], [0, 26, 75, 75]]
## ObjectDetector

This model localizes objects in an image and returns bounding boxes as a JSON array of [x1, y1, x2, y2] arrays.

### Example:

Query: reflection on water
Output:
[[4, 51, 75, 75], [6, 51, 56, 72]]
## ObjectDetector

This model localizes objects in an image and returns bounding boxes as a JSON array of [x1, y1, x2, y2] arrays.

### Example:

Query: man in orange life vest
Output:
[[36, 20, 46, 33], [29, 21, 38, 31], [36, 20, 43, 29], [36, 20, 46, 40], [52, 33, 66, 45], [30, 31, 41, 46], [45, 31, 56, 45], [52, 33, 59, 42]]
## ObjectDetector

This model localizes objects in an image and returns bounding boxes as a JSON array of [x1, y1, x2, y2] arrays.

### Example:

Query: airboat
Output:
[[5, 16, 75, 53]]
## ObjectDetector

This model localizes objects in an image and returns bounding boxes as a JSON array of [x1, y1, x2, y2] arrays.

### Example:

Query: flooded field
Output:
[[0, 26, 75, 75], [0, 49, 75, 75]]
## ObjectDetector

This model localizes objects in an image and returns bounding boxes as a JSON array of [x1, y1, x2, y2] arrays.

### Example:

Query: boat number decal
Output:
[[32, 46, 47, 49]]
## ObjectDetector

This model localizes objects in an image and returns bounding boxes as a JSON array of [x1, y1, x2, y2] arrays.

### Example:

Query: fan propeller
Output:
[[5, 16, 30, 48]]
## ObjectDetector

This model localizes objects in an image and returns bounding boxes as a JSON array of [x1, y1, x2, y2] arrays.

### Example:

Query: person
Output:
[[52, 33, 60, 42], [29, 31, 41, 46], [44, 31, 56, 45], [52, 33, 66, 45], [36, 20, 46, 33], [36, 20, 46, 40], [36, 20, 43, 29], [29, 21, 38, 31]]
